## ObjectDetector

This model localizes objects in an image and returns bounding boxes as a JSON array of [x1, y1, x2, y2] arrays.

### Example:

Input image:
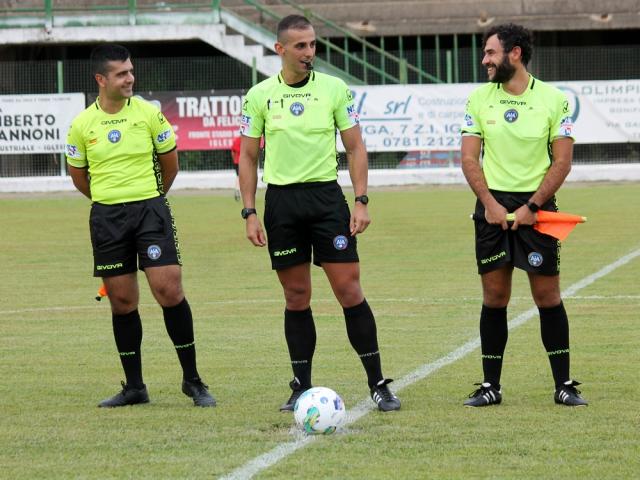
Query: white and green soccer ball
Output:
[[294, 387, 346, 435]]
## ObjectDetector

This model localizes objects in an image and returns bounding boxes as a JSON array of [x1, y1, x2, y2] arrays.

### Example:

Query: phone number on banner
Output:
[[379, 136, 461, 148], [360, 122, 462, 151]]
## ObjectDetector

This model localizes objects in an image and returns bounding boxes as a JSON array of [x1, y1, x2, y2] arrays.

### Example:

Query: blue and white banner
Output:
[[340, 80, 640, 152], [0, 93, 85, 154]]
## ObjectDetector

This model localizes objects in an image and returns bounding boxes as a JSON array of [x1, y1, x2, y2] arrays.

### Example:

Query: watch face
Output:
[[241, 208, 256, 219], [356, 195, 369, 205]]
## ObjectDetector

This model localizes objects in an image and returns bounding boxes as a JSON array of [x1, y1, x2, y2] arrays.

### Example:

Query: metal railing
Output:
[[0, 1, 447, 85], [0, 0, 222, 28], [241, 0, 441, 84]]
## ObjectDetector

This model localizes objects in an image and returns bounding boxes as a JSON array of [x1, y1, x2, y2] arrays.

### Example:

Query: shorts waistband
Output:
[[93, 196, 162, 207], [267, 180, 337, 190]]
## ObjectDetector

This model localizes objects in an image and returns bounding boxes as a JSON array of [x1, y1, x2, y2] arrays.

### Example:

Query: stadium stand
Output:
[[0, 1, 639, 187]]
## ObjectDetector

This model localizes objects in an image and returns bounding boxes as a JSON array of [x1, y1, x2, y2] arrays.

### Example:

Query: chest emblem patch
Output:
[[107, 129, 122, 143], [504, 109, 518, 123], [290, 102, 305, 116]]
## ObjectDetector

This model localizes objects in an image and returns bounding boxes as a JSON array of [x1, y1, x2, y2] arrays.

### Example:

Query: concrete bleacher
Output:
[[4, 0, 639, 36], [222, 0, 640, 36]]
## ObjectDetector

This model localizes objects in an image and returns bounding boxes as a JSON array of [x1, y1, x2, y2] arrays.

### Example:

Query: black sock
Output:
[[112, 310, 144, 389], [539, 302, 570, 387], [162, 298, 199, 381], [343, 299, 383, 388], [284, 307, 316, 388], [480, 305, 508, 388]]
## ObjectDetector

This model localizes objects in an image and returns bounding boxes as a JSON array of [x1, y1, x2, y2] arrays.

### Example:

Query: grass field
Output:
[[1, 183, 639, 479]]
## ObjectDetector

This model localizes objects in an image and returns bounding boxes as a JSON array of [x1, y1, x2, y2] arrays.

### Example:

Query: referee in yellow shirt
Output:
[[461, 24, 587, 407], [239, 15, 400, 412], [66, 44, 215, 408]]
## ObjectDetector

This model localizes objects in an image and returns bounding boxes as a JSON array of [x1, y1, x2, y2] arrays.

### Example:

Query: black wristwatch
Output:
[[355, 195, 369, 205], [241, 207, 257, 219], [526, 200, 540, 212]]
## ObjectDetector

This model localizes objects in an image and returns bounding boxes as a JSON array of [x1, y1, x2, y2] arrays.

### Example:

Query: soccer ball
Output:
[[293, 387, 346, 435]]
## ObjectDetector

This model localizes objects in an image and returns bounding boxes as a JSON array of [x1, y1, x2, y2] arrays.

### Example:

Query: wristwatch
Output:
[[526, 200, 540, 212], [355, 195, 369, 205], [241, 207, 257, 219]]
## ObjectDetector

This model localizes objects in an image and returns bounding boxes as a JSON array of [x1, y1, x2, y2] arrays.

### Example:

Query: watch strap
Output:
[[526, 200, 540, 212], [241, 207, 257, 219]]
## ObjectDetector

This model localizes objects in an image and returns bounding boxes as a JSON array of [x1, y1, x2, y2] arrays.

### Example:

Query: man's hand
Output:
[[246, 215, 266, 247], [510, 204, 537, 230], [350, 202, 371, 236], [484, 201, 509, 230]]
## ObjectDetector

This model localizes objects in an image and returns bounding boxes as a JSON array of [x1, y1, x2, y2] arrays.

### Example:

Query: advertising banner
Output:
[[346, 79, 640, 152], [76, 79, 640, 157], [138, 90, 245, 151], [0, 93, 85, 154]]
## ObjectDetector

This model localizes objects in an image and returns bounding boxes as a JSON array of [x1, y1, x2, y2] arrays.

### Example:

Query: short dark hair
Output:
[[90, 44, 130, 75], [276, 14, 312, 42], [483, 23, 533, 66]]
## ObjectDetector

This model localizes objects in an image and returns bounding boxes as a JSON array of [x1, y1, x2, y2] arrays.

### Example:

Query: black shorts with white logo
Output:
[[89, 195, 182, 277], [264, 181, 359, 270], [474, 191, 560, 276]]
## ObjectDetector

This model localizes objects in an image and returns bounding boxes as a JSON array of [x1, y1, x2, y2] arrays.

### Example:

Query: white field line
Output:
[[1, 295, 638, 317], [219, 246, 640, 480]]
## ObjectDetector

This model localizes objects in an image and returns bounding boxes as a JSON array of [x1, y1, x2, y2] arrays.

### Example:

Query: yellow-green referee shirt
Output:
[[462, 75, 575, 192], [241, 71, 359, 185], [66, 96, 176, 204]]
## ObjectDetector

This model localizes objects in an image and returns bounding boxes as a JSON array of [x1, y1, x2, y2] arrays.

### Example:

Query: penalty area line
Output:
[[219, 246, 640, 480]]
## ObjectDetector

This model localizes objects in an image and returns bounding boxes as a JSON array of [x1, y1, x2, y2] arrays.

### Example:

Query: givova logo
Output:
[[97, 262, 123, 270], [480, 250, 506, 265], [274, 247, 297, 257]]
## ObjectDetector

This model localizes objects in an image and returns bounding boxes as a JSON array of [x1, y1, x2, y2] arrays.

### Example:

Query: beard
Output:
[[488, 55, 516, 83]]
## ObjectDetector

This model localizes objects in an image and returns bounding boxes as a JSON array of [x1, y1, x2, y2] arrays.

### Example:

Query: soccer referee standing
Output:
[[461, 24, 587, 407], [239, 15, 400, 412], [66, 44, 215, 408]]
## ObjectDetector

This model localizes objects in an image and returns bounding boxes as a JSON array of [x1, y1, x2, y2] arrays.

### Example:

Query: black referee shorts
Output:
[[474, 191, 561, 276], [264, 180, 359, 270], [89, 195, 182, 277]]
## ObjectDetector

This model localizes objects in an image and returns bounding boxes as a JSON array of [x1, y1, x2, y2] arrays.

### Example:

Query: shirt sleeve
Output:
[[333, 79, 359, 132], [461, 91, 482, 138], [149, 107, 177, 154], [240, 88, 264, 138], [65, 120, 87, 168], [551, 90, 575, 142]]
